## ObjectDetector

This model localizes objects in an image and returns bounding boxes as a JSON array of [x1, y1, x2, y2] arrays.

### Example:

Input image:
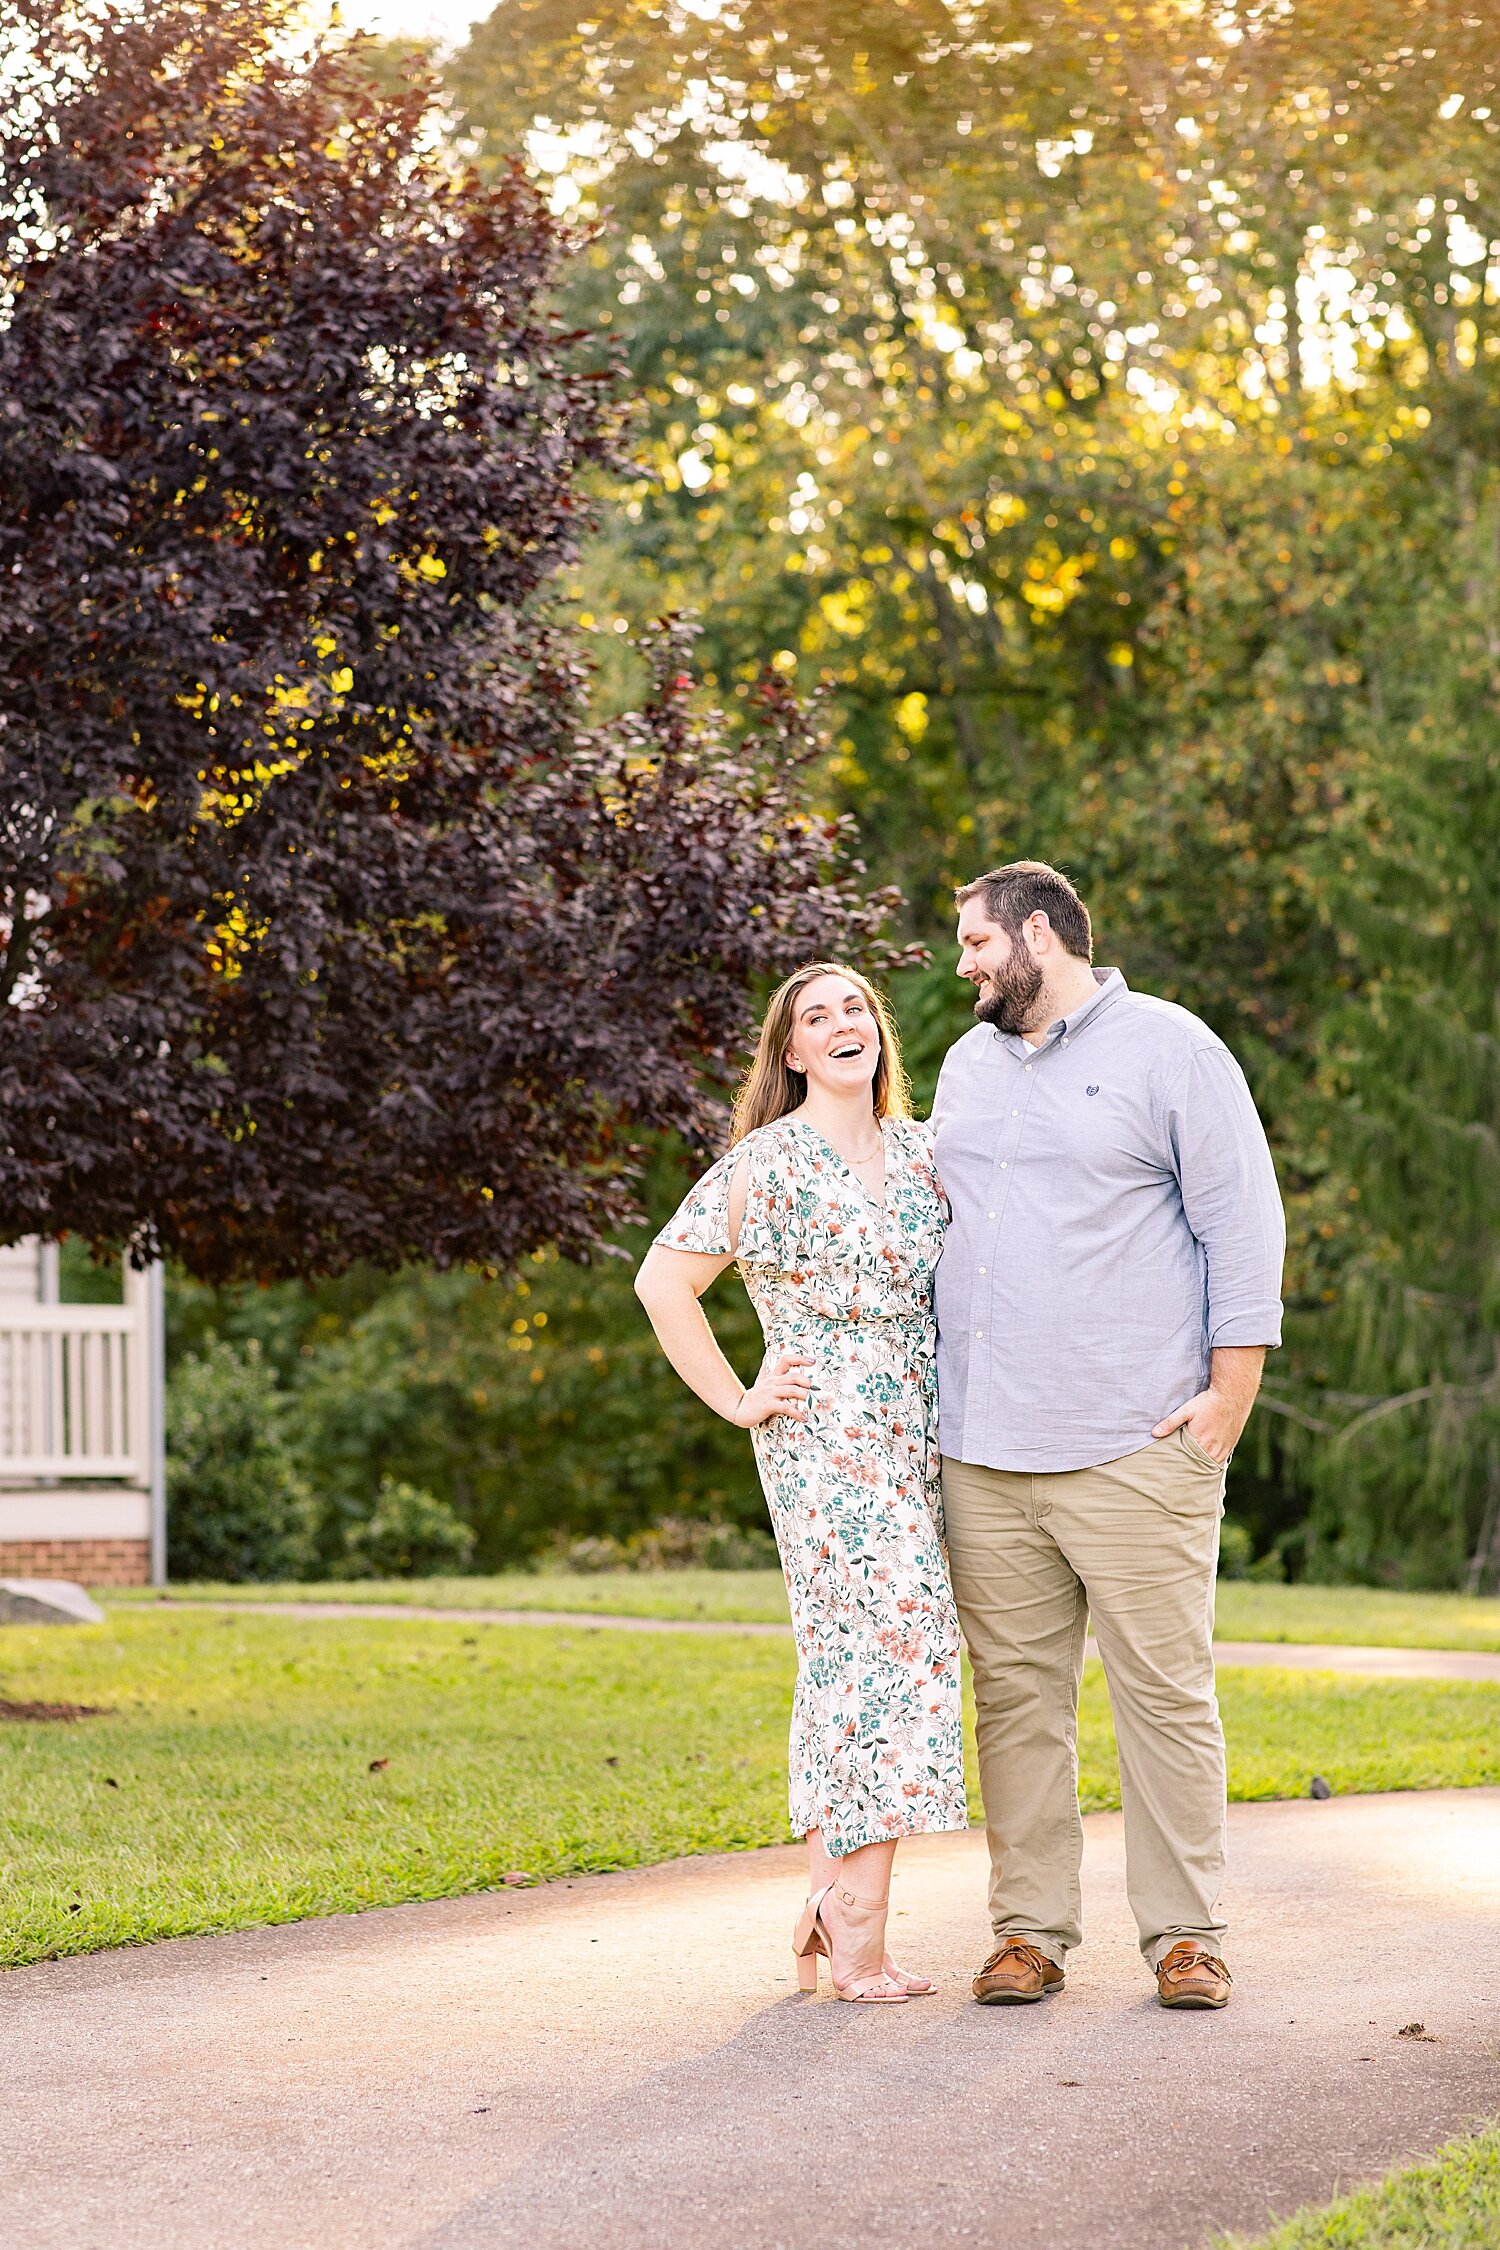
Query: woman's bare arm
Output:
[[633, 1158, 811, 1428]]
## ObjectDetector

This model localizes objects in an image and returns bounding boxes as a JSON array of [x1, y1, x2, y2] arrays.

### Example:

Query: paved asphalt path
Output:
[[4, 1790, 1498, 2250], [111, 1602, 1500, 1682]]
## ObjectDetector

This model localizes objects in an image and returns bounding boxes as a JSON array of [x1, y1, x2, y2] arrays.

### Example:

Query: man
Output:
[[932, 861, 1285, 2011]]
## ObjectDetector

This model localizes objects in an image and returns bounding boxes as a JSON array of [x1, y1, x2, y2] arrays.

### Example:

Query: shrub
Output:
[[702, 1522, 780, 1571], [629, 1521, 773, 1575], [277, 1164, 771, 1571], [166, 1339, 318, 1582], [1218, 1518, 1254, 1580], [554, 1515, 780, 1574], [341, 1478, 476, 1579], [557, 1534, 630, 1575]]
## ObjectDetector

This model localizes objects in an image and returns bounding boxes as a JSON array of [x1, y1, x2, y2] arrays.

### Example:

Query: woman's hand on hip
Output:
[[732, 1351, 814, 1428]]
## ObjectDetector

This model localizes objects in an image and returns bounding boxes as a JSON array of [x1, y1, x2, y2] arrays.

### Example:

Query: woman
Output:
[[634, 962, 966, 2003]]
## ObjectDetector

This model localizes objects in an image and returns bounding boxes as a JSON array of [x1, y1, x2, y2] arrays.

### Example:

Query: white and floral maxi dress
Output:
[[656, 1115, 968, 1857]]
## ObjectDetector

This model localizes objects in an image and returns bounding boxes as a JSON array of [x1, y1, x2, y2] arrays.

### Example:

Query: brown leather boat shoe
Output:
[[973, 1939, 1065, 2005], [1155, 1941, 1232, 2009]]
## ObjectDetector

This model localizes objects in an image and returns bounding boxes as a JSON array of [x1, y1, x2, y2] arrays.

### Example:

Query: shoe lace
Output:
[[1159, 1944, 1231, 1984], [983, 1940, 1050, 1977]]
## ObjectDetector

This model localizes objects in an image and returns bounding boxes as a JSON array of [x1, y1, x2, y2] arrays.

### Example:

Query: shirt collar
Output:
[[995, 966, 1128, 1060]]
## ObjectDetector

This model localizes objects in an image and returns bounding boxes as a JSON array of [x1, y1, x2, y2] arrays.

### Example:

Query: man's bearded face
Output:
[[972, 932, 1044, 1034]]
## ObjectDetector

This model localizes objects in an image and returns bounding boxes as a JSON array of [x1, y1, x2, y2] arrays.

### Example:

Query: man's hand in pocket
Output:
[[1151, 1346, 1268, 1463]]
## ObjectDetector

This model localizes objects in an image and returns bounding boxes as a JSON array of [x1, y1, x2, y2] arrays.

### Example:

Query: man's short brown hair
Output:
[[955, 860, 1093, 962]]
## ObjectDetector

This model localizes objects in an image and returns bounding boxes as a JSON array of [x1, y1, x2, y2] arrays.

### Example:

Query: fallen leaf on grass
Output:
[[1396, 2022, 1438, 2042], [103, 1777, 119, 1788], [368, 1757, 390, 1772], [500, 1872, 535, 1888]]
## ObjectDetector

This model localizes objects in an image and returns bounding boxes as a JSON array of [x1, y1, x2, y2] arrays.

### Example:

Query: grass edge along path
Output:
[[118, 1575, 1500, 1652], [2, 1611, 1500, 1966], [1217, 2121, 1500, 2249]]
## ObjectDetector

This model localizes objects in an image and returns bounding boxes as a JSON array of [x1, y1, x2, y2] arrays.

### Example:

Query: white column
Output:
[[144, 1263, 167, 1587], [122, 1256, 168, 1584]]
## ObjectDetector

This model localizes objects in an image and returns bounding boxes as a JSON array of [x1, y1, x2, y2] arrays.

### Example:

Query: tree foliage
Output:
[[450, 0, 1498, 911], [167, 1142, 768, 1567], [0, 0, 897, 1284], [445, 0, 1500, 1584]]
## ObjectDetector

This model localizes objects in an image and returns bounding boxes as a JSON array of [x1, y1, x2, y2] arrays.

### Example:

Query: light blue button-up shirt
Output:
[[931, 967, 1285, 1473]]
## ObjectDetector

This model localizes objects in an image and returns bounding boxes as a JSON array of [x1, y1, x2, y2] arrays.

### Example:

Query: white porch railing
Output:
[[0, 1303, 149, 1482]]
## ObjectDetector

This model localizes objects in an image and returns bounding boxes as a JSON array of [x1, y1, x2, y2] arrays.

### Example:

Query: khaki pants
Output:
[[943, 1433, 1228, 1970]]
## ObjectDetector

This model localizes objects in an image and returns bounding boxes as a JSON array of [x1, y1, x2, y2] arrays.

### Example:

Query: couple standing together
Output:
[[636, 861, 1285, 2010]]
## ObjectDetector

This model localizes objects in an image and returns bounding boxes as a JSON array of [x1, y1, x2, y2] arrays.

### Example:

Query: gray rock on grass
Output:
[[0, 1579, 106, 1626]]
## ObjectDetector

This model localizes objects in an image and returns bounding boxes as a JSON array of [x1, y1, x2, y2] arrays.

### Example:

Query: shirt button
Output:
[[1011, 1108, 1019, 1117], [1000, 1162, 1008, 1169], [987, 1210, 996, 1218], [975, 1330, 984, 1339], [978, 1266, 986, 1275], [1062, 1036, 1070, 1046], [1024, 1064, 1033, 1073]]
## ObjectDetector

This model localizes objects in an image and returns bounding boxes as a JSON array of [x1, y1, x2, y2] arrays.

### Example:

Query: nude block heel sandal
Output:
[[792, 1889, 829, 1992], [792, 1883, 907, 2003]]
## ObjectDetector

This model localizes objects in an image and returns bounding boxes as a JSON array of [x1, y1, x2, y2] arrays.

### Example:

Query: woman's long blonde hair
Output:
[[729, 962, 912, 1145]]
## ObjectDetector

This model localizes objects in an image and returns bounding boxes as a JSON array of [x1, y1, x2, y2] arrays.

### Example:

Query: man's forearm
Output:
[[1210, 1345, 1266, 1432]]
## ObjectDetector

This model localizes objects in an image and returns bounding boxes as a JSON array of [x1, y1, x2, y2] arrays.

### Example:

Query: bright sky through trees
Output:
[[331, 0, 485, 45]]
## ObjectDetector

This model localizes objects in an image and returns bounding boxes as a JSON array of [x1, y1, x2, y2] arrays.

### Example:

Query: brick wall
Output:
[[0, 1538, 149, 1587]]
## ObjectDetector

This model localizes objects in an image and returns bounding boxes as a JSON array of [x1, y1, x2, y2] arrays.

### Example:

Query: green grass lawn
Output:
[[3, 1610, 1500, 1967], [1219, 2123, 1500, 2248], [1213, 1581, 1500, 1654], [120, 1573, 1500, 1650]]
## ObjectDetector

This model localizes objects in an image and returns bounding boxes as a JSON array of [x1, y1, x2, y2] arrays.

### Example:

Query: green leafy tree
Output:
[[1267, 500, 1500, 1589], [441, 0, 1500, 1583], [450, 0, 1500, 921]]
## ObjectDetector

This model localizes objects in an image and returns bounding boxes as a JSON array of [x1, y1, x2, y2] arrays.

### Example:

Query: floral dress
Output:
[[656, 1115, 968, 1857]]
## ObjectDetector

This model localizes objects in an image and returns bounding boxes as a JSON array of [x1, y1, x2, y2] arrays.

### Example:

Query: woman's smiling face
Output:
[[786, 973, 882, 1098]]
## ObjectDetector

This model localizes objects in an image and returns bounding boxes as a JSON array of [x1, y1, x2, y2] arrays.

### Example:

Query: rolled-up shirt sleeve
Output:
[[1166, 1047, 1286, 1349]]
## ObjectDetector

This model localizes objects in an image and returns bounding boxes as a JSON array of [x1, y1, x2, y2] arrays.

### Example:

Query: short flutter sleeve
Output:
[[653, 1145, 745, 1258], [653, 1132, 785, 1267]]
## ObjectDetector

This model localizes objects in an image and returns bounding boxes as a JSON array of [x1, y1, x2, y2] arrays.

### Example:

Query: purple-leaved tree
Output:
[[0, 0, 901, 1282]]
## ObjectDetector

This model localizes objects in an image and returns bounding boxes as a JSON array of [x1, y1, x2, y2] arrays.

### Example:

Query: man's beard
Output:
[[972, 948, 1045, 1035]]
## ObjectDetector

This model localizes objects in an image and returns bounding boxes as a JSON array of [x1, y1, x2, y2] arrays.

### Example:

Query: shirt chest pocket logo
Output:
[[1086, 1085, 1101, 1097]]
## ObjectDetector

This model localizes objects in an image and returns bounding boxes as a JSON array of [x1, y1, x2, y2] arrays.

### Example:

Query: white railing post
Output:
[[0, 1243, 159, 1580], [0, 1303, 144, 1478]]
